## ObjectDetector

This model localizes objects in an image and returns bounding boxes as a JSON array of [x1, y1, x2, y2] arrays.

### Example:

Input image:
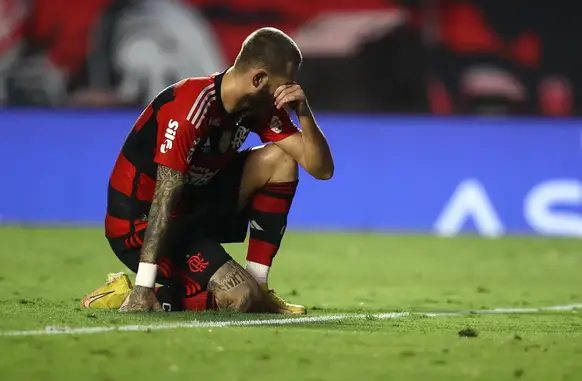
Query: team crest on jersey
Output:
[[188, 253, 210, 273], [231, 125, 251, 150]]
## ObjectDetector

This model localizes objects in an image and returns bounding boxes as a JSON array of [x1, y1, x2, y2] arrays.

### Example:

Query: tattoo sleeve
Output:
[[139, 165, 184, 264]]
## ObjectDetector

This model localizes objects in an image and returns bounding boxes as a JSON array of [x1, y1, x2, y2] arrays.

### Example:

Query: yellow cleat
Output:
[[261, 284, 306, 314], [81, 272, 133, 309]]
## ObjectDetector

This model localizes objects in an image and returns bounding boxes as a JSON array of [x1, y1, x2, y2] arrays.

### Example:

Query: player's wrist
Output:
[[135, 262, 157, 288]]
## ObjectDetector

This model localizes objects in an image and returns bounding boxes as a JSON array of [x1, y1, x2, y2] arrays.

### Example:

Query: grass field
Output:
[[0, 227, 581, 381]]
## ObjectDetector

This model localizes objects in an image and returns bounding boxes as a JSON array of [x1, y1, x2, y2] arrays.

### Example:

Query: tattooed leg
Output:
[[207, 260, 263, 312]]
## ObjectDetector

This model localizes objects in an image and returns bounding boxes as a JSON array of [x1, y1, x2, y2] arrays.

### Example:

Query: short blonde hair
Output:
[[234, 27, 302, 75]]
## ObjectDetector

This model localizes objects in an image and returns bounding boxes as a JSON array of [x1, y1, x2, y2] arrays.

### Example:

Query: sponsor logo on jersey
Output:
[[270, 116, 283, 133], [189, 166, 213, 174], [160, 119, 179, 153]]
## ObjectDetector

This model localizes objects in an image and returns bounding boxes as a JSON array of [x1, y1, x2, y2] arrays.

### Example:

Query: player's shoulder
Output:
[[174, 76, 214, 92], [166, 75, 216, 109], [149, 76, 213, 116], [170, 76, 213, 99]]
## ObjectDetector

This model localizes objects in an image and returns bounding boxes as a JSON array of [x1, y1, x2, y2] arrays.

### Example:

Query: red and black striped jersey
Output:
[[105, 72, 299, 239]]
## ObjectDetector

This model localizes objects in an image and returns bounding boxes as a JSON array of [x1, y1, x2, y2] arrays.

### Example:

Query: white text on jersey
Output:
[[160, 119, 179, 153]]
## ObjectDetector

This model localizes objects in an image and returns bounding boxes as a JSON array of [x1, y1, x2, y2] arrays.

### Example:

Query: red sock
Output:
[[247, 181, 297, 266]]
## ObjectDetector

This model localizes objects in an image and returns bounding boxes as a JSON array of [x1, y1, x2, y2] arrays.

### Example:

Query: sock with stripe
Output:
[[246, 181, 298, 285]]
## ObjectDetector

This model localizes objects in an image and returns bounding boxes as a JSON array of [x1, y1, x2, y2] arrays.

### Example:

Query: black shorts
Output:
[[178, 149, 251, 244], [107, 149, 251, 294]]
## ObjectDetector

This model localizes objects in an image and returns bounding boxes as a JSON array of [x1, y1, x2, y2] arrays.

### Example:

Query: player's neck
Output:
[[221, 67, 249, 114]]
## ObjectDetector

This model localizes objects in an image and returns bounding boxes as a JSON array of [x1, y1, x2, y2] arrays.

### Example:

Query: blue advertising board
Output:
[[0, 110, 580, 236]]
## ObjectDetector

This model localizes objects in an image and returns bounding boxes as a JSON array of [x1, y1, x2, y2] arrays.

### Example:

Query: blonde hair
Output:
[[234, 27, 302, 75]]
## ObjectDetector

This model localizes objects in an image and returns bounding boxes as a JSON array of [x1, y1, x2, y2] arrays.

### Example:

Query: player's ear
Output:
[[252, 70, 268, 90]]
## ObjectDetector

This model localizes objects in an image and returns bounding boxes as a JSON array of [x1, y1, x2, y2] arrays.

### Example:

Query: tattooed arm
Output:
[[140, 165, 184, 264], [120, 165, 184, 312]]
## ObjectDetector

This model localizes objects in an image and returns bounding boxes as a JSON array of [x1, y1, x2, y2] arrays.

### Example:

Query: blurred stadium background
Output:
[[0, 0, 580, 236], [2, 0, 582, 114]]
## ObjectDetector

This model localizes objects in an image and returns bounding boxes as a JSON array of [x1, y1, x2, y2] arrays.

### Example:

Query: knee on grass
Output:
[[214, 281, 262, 312], [207, 260, 263, 312]]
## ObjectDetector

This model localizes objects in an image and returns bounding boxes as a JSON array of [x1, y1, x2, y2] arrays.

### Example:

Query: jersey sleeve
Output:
[[255, 106, 300, 143], [153, 81, 209, 173]]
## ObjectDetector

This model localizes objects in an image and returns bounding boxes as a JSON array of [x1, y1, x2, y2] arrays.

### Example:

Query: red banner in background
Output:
[[1, 0, 581, 115]]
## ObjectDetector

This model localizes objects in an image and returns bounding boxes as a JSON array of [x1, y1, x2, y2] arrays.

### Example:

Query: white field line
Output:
[[1, 303, 580, 338]]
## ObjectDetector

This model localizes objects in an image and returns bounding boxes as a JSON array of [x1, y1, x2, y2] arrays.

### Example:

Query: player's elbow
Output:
[[314, 171, 333, 180], [312, 163, 334, 180]]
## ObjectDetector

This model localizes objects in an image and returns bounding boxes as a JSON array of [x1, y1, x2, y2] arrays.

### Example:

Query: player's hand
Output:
[[274, 83, 307, 111], [119, 285, 163, 312]]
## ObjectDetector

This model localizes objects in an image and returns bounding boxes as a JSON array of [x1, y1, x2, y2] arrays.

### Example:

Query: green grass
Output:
[[0, 227, 581, 381]]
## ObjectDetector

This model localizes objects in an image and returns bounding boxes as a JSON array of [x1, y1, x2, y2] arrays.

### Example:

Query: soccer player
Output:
[[81, 27, 334, 313]]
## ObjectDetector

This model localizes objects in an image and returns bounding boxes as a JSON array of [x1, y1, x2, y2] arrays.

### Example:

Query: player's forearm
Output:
[[296, 102, 334, 180], [140, 205, 173, 265], [140, 166, 184, 265]]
